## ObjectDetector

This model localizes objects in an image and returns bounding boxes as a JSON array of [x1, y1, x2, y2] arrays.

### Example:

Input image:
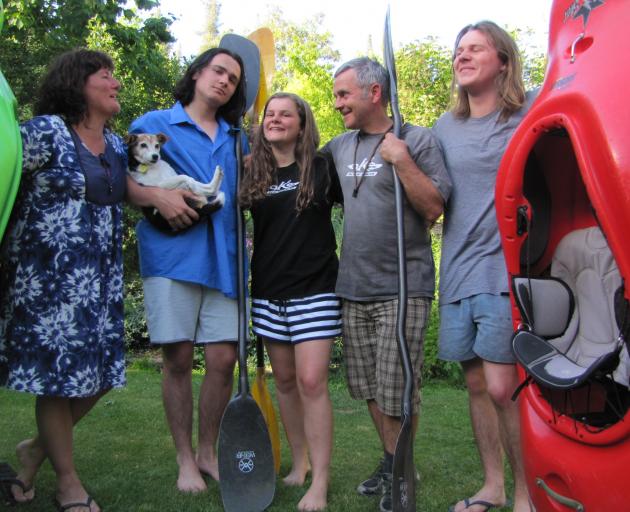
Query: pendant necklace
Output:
[[351, 126, 392, 198]]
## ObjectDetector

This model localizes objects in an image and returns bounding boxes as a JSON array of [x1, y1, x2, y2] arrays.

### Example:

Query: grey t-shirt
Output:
[[323, 123, 451, 301], [432, 93, 535, 305]]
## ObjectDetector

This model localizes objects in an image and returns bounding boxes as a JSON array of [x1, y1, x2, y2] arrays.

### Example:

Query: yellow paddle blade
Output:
[[251, 367, 281, 474], [248, 27, 275, 124], [252, 79, 268, 125], [248, 28, 275, 90]]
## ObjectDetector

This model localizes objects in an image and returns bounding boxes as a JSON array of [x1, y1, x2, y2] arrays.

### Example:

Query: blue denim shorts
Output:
[[438, 294, 515, 364]]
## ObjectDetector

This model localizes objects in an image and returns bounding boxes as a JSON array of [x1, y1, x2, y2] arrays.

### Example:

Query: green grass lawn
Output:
[[0, 369, 515, 511]]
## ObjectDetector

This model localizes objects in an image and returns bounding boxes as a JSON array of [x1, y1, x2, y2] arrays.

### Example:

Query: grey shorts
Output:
[[438, 293, 515, 363], [142, 277, 238, 344], [342, 298, 430, 417]]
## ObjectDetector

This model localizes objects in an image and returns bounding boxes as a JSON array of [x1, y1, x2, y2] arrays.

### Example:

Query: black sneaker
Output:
[[357, 458, 386, 496], [379, 472, 393, 512]]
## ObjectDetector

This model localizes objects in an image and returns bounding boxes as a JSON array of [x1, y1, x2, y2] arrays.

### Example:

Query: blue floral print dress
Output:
[[0, 115, 127, 397]]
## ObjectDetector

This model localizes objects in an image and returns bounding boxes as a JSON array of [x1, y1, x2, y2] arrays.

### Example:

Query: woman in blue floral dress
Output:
[[0, 49, 126, 512]]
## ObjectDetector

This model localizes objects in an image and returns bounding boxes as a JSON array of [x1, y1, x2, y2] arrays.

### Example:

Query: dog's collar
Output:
[[137, 163, 150, 174]]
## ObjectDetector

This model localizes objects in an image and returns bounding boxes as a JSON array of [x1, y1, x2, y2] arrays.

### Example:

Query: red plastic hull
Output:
[[496, 1, 630, 510]]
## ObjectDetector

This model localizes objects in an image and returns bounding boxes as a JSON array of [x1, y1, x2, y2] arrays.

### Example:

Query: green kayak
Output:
[[0, 0, 22, 241]]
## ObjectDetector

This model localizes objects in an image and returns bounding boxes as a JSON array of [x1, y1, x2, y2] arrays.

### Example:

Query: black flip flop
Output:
[[0, 462, 33, 506], [55, 495, 94, 511], [448, 497, 501, 512]]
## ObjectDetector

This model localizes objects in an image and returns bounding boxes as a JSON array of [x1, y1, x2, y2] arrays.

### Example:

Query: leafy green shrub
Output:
[[124, 275, 149, 351], [124, 206, 150, 351]]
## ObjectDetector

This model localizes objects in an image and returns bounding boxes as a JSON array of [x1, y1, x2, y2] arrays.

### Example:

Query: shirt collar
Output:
[[168, 102, 231, 131], [168, 101, 193, 125]]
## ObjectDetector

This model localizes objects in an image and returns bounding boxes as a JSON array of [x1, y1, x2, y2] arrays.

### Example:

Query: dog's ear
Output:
[[157, 133, 169, 145], [124, 134, 138, 145]]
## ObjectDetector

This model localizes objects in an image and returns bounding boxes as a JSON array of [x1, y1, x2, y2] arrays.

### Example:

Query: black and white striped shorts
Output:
[[251, 293, 342, 344]]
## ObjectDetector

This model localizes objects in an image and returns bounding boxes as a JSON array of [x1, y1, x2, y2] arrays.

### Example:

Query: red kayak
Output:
[[496, 1, 630, 510]]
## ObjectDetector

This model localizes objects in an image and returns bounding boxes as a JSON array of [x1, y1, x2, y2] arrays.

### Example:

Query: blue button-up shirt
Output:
[[130, 102, 247, 298]]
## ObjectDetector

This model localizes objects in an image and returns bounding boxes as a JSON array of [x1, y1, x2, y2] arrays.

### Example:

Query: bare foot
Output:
[[513, 497, 535, 512], [196, 456, 220, 482], [283, 464, 311, 487], [297, 479, 328, 511], [11, 438, 44, 502], [176, 457, 207, 493]]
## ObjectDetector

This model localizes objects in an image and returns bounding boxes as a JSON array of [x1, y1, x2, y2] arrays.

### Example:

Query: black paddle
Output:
[[219, 33, 261, 117], [217, 34, 276, 512], [384, 7, 417, 512]]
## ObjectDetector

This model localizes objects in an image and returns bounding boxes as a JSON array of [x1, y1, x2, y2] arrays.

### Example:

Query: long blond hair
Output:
[[450, 21, 526, 122], [240, 92, 325, 212]]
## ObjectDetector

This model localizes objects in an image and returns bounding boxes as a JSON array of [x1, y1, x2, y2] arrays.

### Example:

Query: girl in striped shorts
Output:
[[240, 92, 342, 512]]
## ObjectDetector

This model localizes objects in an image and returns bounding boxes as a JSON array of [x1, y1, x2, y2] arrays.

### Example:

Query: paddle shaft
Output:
[[220, 32, 263, 396], [217, 34, 276, 512], [235, 122, 249, 396], [384, 8, 414, 421], [385, 8, 417, 511], [256, 335, 265, 368]]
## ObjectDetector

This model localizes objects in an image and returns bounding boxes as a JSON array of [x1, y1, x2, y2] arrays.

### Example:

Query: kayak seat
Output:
[[511, 226, 630, 390]]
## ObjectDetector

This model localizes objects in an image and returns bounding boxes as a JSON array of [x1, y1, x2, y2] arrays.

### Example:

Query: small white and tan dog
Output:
[[125, 133, 225, 211]]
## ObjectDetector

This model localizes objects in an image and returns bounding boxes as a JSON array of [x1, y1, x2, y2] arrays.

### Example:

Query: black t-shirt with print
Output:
[[250, 155, 342, 300]]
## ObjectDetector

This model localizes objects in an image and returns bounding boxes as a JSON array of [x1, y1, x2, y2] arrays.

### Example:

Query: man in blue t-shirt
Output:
[[127, 47, 247, 493]]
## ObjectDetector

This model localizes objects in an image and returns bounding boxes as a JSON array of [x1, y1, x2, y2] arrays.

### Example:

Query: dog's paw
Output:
[[183, 194, 208, 210], [199, 165, 223, 197], [212, 191, 225, 207], [201, 165, 224, 196], [212, 165, 224, 181], [197, 192, 224, 216]]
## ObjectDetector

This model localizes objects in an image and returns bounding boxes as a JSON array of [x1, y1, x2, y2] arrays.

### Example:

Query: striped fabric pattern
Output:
[[252, 293, 342, 344]]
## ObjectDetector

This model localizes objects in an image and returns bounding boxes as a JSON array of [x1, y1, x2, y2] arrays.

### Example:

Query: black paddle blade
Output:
[[219, 33, 261, 114], [218, 393, 276, 512], [392, 414, 416, 512]]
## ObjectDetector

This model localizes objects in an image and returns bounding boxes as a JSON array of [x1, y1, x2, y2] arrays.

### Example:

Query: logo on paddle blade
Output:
[[236, 450, 255, 473], [398, 480, 408, 508]]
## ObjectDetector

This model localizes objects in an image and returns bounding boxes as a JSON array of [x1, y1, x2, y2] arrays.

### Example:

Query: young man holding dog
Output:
[[126, 48, 247, 494], [322, 57, 451, 512]]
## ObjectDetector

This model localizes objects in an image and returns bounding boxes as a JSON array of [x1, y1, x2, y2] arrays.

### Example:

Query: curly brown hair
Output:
[[34, 49, 115, 125], [239, 92, 327, 213]]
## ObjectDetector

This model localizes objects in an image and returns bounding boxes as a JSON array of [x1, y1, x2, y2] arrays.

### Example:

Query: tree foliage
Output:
[[200, 0, 221, 51], [263, 8, 344, 145], [395, 36, 453, 128], [0, 0, 182, 129]]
